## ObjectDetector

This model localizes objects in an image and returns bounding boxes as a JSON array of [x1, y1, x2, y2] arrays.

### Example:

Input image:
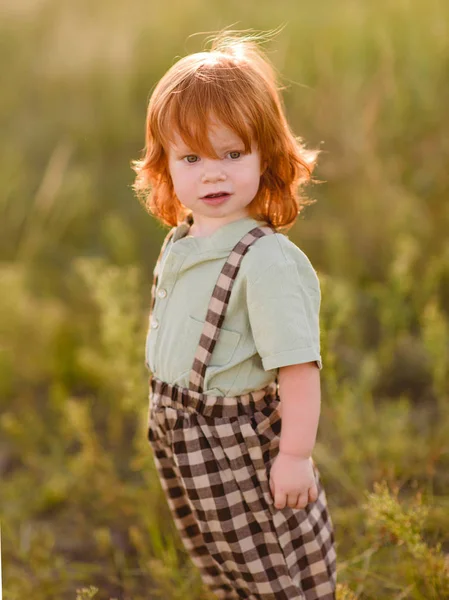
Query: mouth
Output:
[[201, 192, 232, 205], [201, 192, 232, 199]]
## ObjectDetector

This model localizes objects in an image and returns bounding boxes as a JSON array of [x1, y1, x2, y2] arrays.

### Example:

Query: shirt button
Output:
[[157, 288, 167, 298], [151, 317, 159, 329]]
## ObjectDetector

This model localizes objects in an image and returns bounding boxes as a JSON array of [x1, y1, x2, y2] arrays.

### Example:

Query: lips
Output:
[[201, 192, 232, 206], [201, 192, 231, 199]]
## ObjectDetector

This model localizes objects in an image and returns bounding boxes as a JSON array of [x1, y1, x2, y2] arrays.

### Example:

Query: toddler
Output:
[[132, 31, 336, 600]]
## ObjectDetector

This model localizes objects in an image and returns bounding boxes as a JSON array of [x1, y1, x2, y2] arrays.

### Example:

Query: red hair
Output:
[[131, 32, 320, 231]]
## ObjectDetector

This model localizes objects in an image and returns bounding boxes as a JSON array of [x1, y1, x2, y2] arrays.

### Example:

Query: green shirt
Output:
[[146, 216, 323, 396]]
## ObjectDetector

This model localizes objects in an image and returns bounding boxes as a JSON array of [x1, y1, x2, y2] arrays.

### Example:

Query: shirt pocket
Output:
[[187, 314, 242, 367]]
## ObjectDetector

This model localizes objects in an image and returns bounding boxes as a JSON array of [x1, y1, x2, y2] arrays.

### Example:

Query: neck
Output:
[[189, 212, 250, 238]]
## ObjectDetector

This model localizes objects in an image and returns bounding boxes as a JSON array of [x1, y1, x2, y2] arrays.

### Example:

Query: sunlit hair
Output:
[[131, 30, 320, 230]]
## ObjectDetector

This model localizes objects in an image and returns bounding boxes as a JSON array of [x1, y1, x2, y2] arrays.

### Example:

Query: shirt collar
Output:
[[171, 212, 268, 253]]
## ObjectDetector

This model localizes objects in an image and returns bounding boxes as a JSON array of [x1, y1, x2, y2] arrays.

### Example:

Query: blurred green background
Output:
[[1, 0, 448, 598]]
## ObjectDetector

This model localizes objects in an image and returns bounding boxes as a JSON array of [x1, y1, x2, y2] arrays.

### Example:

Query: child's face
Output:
[[167, 120, 263, 229]]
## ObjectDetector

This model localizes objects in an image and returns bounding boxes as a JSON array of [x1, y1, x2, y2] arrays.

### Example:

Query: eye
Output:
[[228, 151, 242, 160], [183, 155, 199, 164]]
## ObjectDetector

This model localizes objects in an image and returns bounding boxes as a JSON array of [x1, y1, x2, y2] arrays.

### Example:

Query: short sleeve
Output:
[[246, 258, 323, 371]]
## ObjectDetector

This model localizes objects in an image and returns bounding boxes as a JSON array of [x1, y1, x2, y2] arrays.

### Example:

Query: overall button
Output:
[[151, 318, 159, 329], [157, 288, 167, 298]]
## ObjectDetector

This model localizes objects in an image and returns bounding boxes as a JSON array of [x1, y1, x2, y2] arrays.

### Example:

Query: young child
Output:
[[132, 32, 336, 600]]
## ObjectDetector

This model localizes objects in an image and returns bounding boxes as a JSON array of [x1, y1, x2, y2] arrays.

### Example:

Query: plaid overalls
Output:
[[147, 214, 337, 599]]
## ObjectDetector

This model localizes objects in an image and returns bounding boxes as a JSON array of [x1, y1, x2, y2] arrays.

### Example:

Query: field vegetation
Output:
[[1, 0, 448, 598]]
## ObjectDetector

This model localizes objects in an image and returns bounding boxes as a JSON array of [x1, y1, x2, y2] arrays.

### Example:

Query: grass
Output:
[[0, 0, 448, 597]]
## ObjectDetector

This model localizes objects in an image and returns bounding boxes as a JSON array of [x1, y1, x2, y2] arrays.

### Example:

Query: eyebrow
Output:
[[175, 142, 245, 154], [217, 143, 245, 150]]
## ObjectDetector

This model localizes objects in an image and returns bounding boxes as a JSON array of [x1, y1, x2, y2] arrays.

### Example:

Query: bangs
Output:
[[157, 59, 260, 157]]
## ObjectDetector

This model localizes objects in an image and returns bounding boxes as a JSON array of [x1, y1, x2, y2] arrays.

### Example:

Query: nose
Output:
[[201, 159, 226, 183]]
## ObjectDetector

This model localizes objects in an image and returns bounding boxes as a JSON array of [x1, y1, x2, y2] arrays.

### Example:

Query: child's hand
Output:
[[269, 453, 318, 510]]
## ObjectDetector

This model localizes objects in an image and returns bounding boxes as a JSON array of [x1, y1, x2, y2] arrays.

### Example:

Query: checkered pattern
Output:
[[147, 213, 337, 599]]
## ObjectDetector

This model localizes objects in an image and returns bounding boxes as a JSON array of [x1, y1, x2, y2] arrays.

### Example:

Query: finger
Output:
[[274, 491, 286, 509], [286, 493, 300, 508], [295, 492, 309, 509], [308, 484, 318, 503]]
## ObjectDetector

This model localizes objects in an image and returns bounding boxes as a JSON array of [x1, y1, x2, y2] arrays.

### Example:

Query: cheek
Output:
[[237, 163, 262, 191], [169, 164, 194, 195]]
